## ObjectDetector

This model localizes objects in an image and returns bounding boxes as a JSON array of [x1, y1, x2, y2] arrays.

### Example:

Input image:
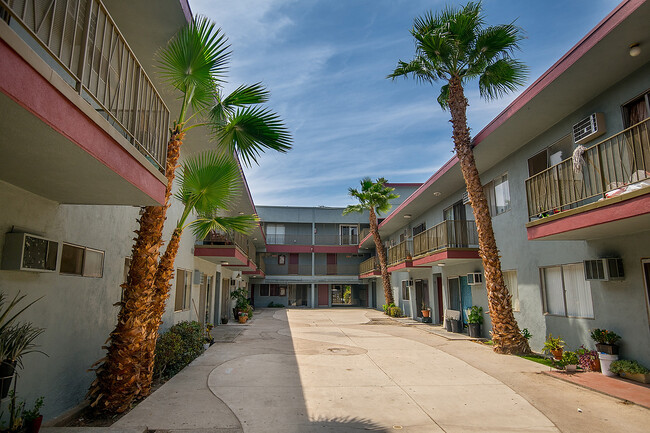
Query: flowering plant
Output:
[[576, 346, 598, 370], [589, 328, 620, 345]]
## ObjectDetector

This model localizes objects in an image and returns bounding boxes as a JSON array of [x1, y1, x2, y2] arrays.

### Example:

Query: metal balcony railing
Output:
[[266, 233, 312, 245], [200, 230, 255, 261], [314, 264, 360, 275], [525, 118, 650, 221], [359, 256, 379, 274], [360, 228, 371, 241], [412, 220, 479, 256], [388, 239, 411, 266], [314, 234, 359, 245], [1, 0, 169, 172]]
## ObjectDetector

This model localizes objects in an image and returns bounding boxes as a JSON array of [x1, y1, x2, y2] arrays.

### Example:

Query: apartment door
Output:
[[205, 276, 212, 324], [288, 253, 299, 274], [448, 277, 461, 313], [644, 260, 650, 327], [436, 276, 443, 323], [198, 274, 207, 326], [327, 253, 337, 275], [318, 284, 329, 306], [460, 276, 473, 325], [213, 272, 221, 324], [220, 278, 230, 320], [414, 279, 429, 317]]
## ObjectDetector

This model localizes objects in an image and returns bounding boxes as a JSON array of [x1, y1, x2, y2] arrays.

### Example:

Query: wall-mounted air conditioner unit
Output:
[[467, 272, 483, 285], [462, 191, 471, 205], [572, 113, 606, 145], [584, 258, 624, 281], [1, 232, 59, 272]]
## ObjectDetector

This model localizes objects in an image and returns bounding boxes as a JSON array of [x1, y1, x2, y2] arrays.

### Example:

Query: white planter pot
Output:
[[598, 353, 618, 377], [566, 364, 577, 372], [203, 343, 210, 350]]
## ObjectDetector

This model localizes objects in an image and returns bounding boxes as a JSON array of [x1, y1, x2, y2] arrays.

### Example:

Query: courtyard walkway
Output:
[[113, 309, 649, 433]]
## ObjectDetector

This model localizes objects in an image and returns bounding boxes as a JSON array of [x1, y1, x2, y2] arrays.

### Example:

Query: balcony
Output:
[[0, 0, 169, 205], [265, 232, 361, 253], [525, 118, 650, 240], [387, 239, 411, 269], [359, 256, 380, 278], [194, 230, 259, 272]]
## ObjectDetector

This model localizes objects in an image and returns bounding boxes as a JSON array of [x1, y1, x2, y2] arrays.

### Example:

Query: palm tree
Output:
[[388, 2, 530, 354], [140, 151, 258, 389], [343, 178, 399, 306], [89, 17, 291, 413]]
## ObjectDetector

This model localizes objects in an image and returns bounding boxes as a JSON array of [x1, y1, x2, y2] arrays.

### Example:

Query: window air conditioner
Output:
[[584, 258, 624, 281], [467, 272, 483, 285], [572, 113, 606, 145], [1, 232, 59, 272]]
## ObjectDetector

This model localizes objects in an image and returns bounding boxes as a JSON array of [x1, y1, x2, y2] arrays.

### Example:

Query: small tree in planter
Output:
[[561, 351, 579, 373], [467, 306, 483, 338], [590, 328, 620, 355], [542, 334, 565, 360]]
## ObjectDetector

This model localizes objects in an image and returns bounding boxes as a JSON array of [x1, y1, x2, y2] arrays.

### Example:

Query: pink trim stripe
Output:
[[527, 193, 650, 240], [0, 39, 165, 204]]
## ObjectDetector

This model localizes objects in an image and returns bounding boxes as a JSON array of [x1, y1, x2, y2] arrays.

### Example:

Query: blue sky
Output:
[[190, 0, 619, 207]]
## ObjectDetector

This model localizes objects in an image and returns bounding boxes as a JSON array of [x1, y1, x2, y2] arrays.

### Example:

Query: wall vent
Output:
[[572, 113, 606, 145], [1, 232, 59, 272], [462, 191, 470, 205], [584, 258, 624, 281], [467, 272, 483, 285]]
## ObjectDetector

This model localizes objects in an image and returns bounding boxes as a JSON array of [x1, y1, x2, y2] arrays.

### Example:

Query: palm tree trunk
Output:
[[140, 227, 183, 394], [447, 76, 530, 355], [88, 128, 185, 413], [369, 208, 394, 306]]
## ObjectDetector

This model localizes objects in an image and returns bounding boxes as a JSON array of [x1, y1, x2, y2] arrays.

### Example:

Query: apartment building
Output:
[[250, 185, 420, 309], [360, 0, 650, 366], [0, 0, 261, 419]]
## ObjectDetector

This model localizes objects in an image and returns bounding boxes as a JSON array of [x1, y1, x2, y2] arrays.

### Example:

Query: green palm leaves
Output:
[[344, 177, 399, 216], [388, 1, 527, 108], [174, 151, 258, 240], [159, 16, 292, 162]]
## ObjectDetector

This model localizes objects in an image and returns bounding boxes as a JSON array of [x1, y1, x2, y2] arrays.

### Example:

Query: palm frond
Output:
[[158, 16, 231, 117], [212, 106, 292, 166], [222, 83, 270, 108], [174, 151, 242, 222], [191, 215, 259, 240], [437, 84, 450, 110], [345, 177, 399, 216], [478, 58, 528, 100]]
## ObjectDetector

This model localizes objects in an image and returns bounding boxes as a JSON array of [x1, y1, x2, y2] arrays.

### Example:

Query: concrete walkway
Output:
[[114, 309, 649, 433]]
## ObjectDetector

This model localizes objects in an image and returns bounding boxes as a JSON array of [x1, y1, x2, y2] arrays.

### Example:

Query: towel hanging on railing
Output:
[[572, 145, 588, 174]]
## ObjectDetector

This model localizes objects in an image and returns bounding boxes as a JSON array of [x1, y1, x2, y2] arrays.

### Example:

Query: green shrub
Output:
[[388, 306, 402, 317], [467, 306, 483, 324], [267, 302, 285, 308], [562, 351, 578, 365], [610, 359, 650, 374], [154, 321, 204, 379]]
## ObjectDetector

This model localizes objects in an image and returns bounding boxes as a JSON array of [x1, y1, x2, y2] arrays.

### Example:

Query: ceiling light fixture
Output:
[[433, 191, 442, 197], [404, 214, 412, 219], [629, 43, 641, 57]]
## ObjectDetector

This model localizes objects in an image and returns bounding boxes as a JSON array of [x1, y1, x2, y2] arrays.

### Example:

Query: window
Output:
[[542, 263, 593, 318], [340, 225, 358, 245], [502, 270, 519, 312], [269, 284, 286, 296], [483, 174, 511, 216], [401, 280, 410, 300], [278, 254, 286, 265], [412, 222, 426, 236], [527, 135, 573, 177], [174, 269, 191, 311], [622, 90, 649, 127], [259, 284, 270, 297], [266, 224, 285, 244], [60, 243, 104, 277]]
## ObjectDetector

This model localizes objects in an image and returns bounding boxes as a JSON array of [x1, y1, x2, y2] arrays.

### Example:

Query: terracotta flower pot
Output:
[[238, 316, 247, 324], [551, 349, 563, 360], [421, 310, 430, 318]]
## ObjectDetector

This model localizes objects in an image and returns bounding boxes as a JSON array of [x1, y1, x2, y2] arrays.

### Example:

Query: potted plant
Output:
[[420, 301, 431, 318], [609, 360, 650, 384], [562, 351, 579, 372], [22, 396, 44, 433], [221, 317, 228, 325], [238, 312, 248, 324], [577, 346, 600, 372], [542, 334, 565, 360], [467, 306, 483, 338], [590, 328, 620, 355]]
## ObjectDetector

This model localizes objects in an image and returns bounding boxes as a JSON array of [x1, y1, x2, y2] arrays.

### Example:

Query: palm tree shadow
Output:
[[303, 416, 390, 432]]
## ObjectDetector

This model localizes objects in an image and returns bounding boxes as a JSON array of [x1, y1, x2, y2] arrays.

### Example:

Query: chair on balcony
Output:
[[204, 231, 230, 245]]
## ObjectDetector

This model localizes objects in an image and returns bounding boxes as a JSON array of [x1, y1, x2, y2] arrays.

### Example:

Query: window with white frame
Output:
[[502, 270, 519, 312], [59, 243, 104, 277], [174, 269, 191, 311], [340, 225, 358, 245], [541, 263, 593, 318], [483, 173, 511, 216], [265, 223, 285, 244]]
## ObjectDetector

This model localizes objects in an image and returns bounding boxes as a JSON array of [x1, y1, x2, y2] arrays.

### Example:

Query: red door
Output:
[[437, 276, 443, 323], [327, 253, 337, 275], [288, 253, 299, 274], [318, 284, 329, 306]]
